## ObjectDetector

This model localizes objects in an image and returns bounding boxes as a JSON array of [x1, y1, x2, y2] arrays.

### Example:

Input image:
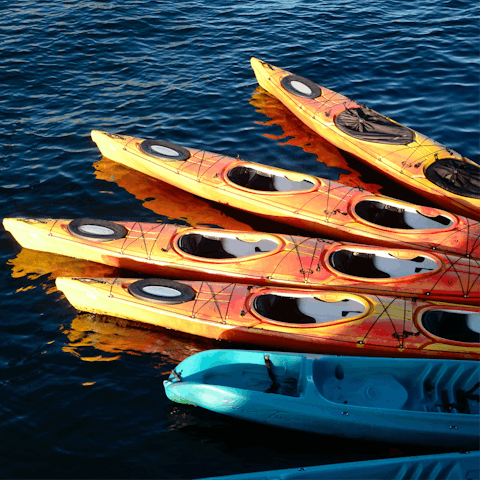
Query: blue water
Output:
[[1, 1, 478, 478]]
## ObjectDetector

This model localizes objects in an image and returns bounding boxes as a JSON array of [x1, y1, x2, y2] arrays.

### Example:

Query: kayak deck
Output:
[[55, 277, 480, 360], [90, 130, 480, 257], [165, 350, 480, 447], [4, 217, 480, 304], [250, 57, 480, 221], [197, 450, 480, 480]]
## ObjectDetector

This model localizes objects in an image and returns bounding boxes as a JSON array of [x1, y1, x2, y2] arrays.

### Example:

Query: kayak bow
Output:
[[90, 130, 480, 258], [165, 349, 480, 448], [4, 217, 480, 304], [250, 57, 480, 221], [56, 276, 480, 360]]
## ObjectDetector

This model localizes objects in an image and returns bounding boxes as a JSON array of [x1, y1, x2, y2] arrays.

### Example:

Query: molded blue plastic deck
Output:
[[196, 450, 480, 480], [164, 350, 480, 448]]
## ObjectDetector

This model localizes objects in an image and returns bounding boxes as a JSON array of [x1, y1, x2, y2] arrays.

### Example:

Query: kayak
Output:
[[196, 451, 480, 480], [90, 130, 480, 258], [4, 217, 480, 304], [55, 277, 480, 360], [250, 57, 480, 222], [164, 349, 480, 448]]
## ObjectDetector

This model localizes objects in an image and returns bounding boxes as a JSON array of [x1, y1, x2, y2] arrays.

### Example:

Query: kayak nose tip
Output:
[[90, 129, 105, 143], [2, 217, 14, 232], [55, 276, 66, 292], [250, 57, 262, 70], [55, 276, 77, 294], [250, 57, 275, 75]]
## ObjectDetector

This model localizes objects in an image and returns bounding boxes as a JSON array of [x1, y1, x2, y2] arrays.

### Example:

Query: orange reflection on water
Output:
[[250, 87, 383, 193], [7, 249, 220, 363], [7, 248, 120, 294], [62, 313, 218, 364], [93, 157, 256, 231]]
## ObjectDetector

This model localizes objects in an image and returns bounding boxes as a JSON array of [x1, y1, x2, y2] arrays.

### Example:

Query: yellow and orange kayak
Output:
[[56, 277, 480, 360], [4, 217, 480, 305], [90, 130, 480, 258], [250, 57, 480, 221]]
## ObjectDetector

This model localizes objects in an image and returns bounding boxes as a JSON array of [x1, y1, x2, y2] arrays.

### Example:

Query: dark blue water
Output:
[[1, 1, 478, 478]]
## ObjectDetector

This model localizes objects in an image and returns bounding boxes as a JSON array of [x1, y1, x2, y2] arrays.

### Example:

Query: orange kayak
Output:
[[55, 277, 480, 360], [250, 57, 480, 221], [91, 131, 480, 258], [4, 217, 480, 305]]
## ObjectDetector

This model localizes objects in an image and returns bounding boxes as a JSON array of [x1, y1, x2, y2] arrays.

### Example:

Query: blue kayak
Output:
[[164, 350, 479, 448], [197, 451, 480, 480]]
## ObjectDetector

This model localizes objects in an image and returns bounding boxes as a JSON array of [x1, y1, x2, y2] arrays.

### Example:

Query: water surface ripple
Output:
[[1, 0, 478, 478]]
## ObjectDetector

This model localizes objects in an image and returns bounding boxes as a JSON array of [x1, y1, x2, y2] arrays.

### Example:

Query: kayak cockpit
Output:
[[253, 294, 366, 324], [334, 107, 414, 145], [354, 200, 453, 230], [425, 158, 480, 199], [329, 249, 437, 279], [314, 357, 479, 414], [177, 232, 278, 259], [227, 165, 314, 192], [317, 368, 409, 410], [183, 352, 303, 397], [421, 310, 480, 344]]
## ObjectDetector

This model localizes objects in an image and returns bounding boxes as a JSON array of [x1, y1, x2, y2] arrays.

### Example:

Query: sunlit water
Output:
[[1, 0, 478, 478]]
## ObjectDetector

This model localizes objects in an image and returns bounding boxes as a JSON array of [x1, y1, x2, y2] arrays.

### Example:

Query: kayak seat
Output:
[[329, 250, 390, 278], [227, 166, 313, 192], [220, 238, 277, 258], [331, 250, 436, 279], [228, 166, 276, 191], [296, 297, 365, 323], [355, 201, 412, 229], [316, 366, 409, 410], [272, 175, 314, 192], [421, 310, 480, 344], [355, 200, 452, 230], [254, 294, 316, 324], [403, 211, 453, 229], [372, 255, 436, 278], [245, 170, 277, 191], [179, 234, 278, 259], [178, 234, 236, 259]]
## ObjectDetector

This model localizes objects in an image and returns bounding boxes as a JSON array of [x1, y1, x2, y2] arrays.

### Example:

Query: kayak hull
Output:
[[164, 350, 479, 448], [5, 217, 480, 304], [250, 57, 480, 221], [90, 130, 480, 259], [196, 450, 480, 480], [55, 277, 480, 360]]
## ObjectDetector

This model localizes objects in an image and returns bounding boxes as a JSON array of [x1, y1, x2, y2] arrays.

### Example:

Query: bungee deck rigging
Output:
[[4, 217, 480, 304], [56, 276, 480, 360], [89, 131, 480, 259], [250, 57, 480, 221]]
